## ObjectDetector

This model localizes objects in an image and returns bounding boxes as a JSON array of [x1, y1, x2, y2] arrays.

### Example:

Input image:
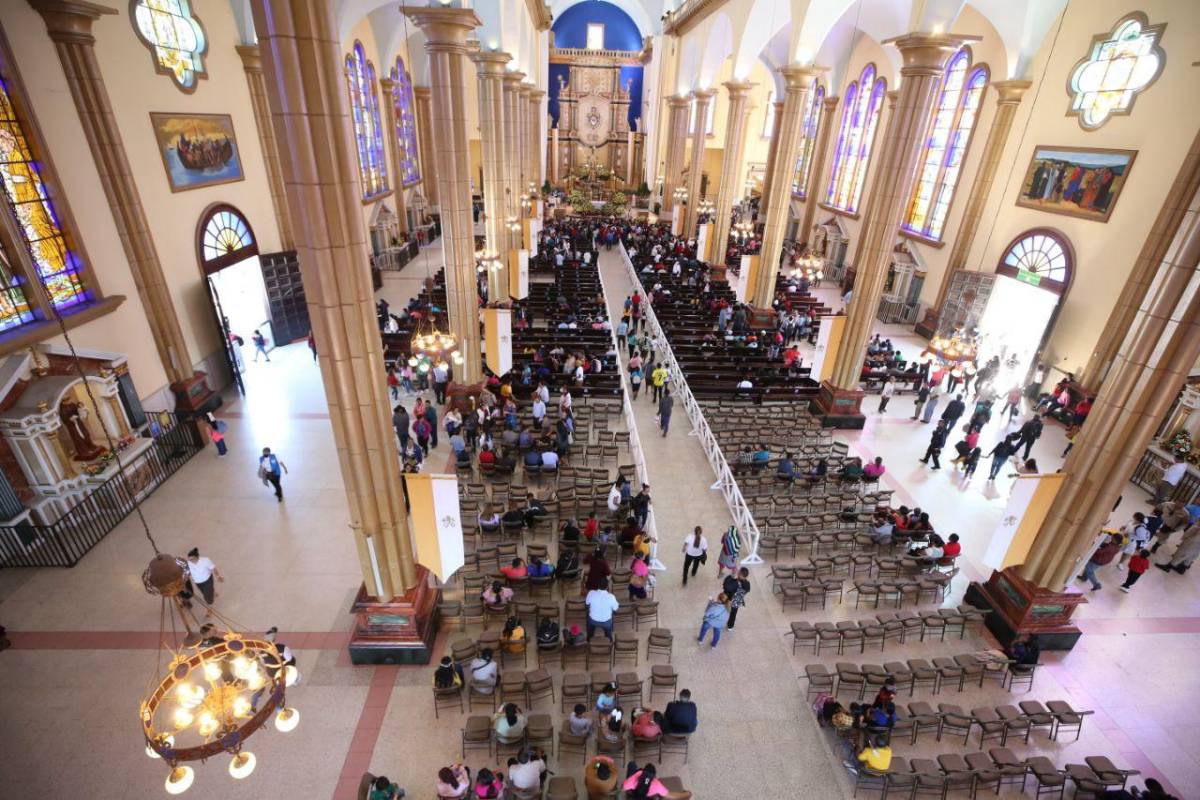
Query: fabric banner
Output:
[[671, 211, 681, 237], [736, 254, 755, 304], [508, 249, 529, 300], [697, 223, 712, 263], [528, 217, 542, 256], [982, 472, 1066, 571], [482, 307, 513, 376], [810, 314, 845, 383], [405, 473, 465, 582]]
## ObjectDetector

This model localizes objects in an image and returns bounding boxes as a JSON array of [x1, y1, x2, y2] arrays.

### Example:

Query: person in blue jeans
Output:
[[697, 593, 730, 648]]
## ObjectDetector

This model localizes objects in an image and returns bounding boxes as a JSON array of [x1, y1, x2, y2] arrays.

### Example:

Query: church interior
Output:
[[0, 0, 1198, 797]]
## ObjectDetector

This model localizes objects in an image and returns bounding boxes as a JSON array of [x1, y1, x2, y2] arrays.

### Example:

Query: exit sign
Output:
[[1016, 269, 1042, 287]]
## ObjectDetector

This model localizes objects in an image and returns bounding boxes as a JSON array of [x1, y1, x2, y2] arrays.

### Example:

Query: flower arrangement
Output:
[[80, 434, 139, 476], [1164, 429, 1195, 462]]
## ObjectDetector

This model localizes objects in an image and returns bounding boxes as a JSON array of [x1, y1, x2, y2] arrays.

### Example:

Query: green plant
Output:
[[611, 191, 628, 208], [541, 180, 552, 196], [635, 181, 651, 197]]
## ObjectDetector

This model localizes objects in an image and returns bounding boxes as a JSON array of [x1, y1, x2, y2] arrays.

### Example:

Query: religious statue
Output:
[[60, 399, 104, 462]]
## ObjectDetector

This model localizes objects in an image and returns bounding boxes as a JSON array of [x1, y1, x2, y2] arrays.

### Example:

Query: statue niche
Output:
[[59, 399, 105, 462]]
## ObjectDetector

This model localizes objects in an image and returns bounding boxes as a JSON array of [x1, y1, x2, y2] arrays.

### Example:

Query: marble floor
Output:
[[0, 246, 1196, 798]]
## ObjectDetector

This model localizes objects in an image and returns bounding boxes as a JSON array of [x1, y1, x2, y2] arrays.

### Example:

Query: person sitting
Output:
[[478, 505, 500, 534], [806, 458, 828, 487], [507, 747, 547, 794], [481, 581, 513, 608], [368, 775, 405, 800], [776, 452, 796, 483], [751, 443, 771, 469], [619, 516, 642, 550], [663, 688, 698, 733], [501, 504, 526, 531], [863, 457, 886, 480], [631, 707, 663, 740], [839, 457, 865, 482], [848, 733, 893, 775], [584, 755, 618, 800], [492, 702, 527, 743], [623, 763, 687, 799], [629, 553, 651, 600], [568, 703, 594, 737], [869, 512, 894, 546], [468, 648, 499, 694], [1007, 634, 1040, 670], [527, 556, 554, 578], [595, 683, 618, 713], [471, 768, 505, 799], [523, 448, 541, 470], [500, 558, 528, 581], [432, 655, 463, 689], [597, 708, 625, 749], [436, 764, 470, 799], [500, 617, 526, 654], [940, 533, 962, 562], [556, 548, 580, 579], [583, 513, 600, 540], [540, 448, 559, 470], [909, 533, 946, 565]]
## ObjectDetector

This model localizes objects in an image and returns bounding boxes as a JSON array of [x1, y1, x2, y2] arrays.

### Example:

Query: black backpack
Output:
[[536, 618, 560, 647]]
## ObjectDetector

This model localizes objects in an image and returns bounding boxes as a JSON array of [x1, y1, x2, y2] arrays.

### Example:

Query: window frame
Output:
[[586, 23, 606, 51], [995, 228, 1073, 296], [1067, 12, 1166, 132], [391, 58, 422, 188], [821, 64, 886, 218], [791, 84, 825, 200], [196, 204, 258, 275], [129, 0, 209, 94], [346, 41, 391, 203]]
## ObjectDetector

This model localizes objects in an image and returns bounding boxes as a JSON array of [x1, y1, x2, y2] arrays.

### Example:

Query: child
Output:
[[962, 446, 982, 479], [1120, 549, 1151, 593]]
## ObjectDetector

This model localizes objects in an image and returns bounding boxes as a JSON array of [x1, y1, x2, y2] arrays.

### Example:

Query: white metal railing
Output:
[[617, 243, 763, 564]]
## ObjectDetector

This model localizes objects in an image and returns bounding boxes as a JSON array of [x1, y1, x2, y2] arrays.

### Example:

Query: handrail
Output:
[[617, 243, 763, 565]]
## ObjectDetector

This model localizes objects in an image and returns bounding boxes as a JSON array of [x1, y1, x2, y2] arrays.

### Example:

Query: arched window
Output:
[[392, 59, 421, 187], [346, 42, 389, 200], [825, 64, 885, 214], [904, 51, 988, 241], [131, 0, 208, 92], [761, 91, 775, 138], [198, 205, 257, 274], [792, 85, 825, 198], [997, 229, 1072, 295]]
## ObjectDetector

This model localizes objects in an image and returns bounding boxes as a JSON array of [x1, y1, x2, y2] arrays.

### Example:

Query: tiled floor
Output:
[[0, 248, 1196, 798]]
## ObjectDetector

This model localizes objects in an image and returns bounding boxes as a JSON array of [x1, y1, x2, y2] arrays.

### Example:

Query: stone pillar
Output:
[[1079, 126, 1200, 390], [821, 34, 968, 423], [378, 76, 411, 237], [517, 83, 532, 196], [710, 80, 755, 268], [236, 44, 294, 250], [502, 72, 526, 250], [662, 95, 690, 214], [406, 5, 485, 385], [758, 100, 784, 218], [247, 0, 419, 604], [799, 95, 840, 246], [528, 88, 545, 190], [750, 66, 824, 310], [551, 127, 560, 184], [29, 0, 195, 389], [683, 89, 715, 236], [921, 80, 1032, 336], [471, 50, 511, 300], [413, 86, 439, 209]]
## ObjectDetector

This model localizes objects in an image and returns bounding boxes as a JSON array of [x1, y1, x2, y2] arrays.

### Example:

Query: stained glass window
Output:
[[761, 91, 775, 138], [903, 52, 988, 241], [131, 0, 208, 92], [792, 85, 825, 198], [347, 42, 389, 199], [825, 64, 885, 214], [201, 207, 255, 268], [1068, 13, 1165, 131], [0, 76, 88, 315], [392, 59, 421, 187], [1001, 231, 1070, 288]]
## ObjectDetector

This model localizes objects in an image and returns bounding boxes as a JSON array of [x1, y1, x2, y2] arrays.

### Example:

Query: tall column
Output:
[[758, 100, 784, 218], [29, 0, 195, 388], [247, 0, 418, 600], [407, 6, 485, 384], [471, 50, 511, 300], [661, 95, 690, 214], [377, 76, 411, 237], [528, 89, 545, 190], [710, 80, 755, 266], [517, 83, 532, 197], [1079, 126, 1200, 390], [413, 86, 439, 209], [750, 66, 823, 309], [799, 95, 840, 246], [502, 72, 526, 250], [236, 44, 294, 250], [683, 89, 715, 236], [823, 34, 969, 412], [923, 80, 1032, 333], [1022, 178, 1200, 591]]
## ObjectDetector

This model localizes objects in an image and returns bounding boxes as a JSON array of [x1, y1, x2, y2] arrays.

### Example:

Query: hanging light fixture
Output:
[[732, 219, 754, 243], [697, 198, 714, 217], [673, 186, 688, 205], [789, 249, 823, 282], [920, 326, 980, 375]]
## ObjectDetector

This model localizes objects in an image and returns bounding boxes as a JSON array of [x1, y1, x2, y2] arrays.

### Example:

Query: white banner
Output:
[[529, 218, 542, 257], [735, 254, 751, 303], [483, 307, 513, 376], [697, 223, 711, 263], [406, 473, 465, 582]]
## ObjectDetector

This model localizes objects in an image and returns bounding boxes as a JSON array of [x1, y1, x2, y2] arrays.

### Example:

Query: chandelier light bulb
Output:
[[228, 751, 256, 780], [165, 765, 194, 795], [284, 665, 299, 687], [197, 711, 219, 738], [202, 661, 222, 682], [172, 708, 194, 730], [232, 696, 252, 718], [275, 707, 300, 733]]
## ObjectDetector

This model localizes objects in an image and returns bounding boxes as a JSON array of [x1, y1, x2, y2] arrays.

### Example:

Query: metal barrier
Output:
[[617, 243, 764, 565], [0, 423, 204, 568]]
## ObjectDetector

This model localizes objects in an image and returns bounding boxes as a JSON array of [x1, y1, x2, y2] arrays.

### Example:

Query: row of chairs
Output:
[[449, 627, 674, 673], [776, 570, 958, 613], [789, 610, 990, 659], [805, 653, 1035, 700], [840, 697, 1090, 748], [771, 556, 956, 588]]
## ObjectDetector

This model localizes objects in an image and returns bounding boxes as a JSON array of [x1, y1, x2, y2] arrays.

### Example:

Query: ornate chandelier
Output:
[[732, 219, 753, 242], [790, 249, 823, 282], [475, 248, 502, 276], [673, 186, 688, 205], [142, 554, 300, 794], [920, 327, 980, 376], [697, 198, 714, 217]]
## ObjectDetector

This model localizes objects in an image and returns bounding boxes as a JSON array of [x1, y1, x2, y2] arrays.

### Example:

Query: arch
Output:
[[824, 62, 886, 214], [391, 57, 421, 187], [996, 228, 1073, 296], [698, 12, 734, 88], [549, 0, 652, 41], [551, 1, 644, 51], [734, 0, 791, 78], [197, 204, 258, 274]]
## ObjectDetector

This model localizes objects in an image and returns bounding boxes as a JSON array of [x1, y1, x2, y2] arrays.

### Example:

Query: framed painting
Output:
[[1016, 145, 1136, 223], [150, 112, 244, 192]]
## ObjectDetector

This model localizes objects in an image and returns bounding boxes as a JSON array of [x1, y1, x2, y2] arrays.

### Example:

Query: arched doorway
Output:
[[977, 228, 1072, 389], [197, 204, 264, 394]]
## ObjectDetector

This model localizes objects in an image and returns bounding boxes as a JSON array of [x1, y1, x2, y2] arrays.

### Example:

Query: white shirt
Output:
[[532, 399, 546, 419], [188, 556, 216, 583], [682, 535, 709, 557], [509, 759, 546, 790], [881, 381, 896, 397], [586, 589, 620, 622], [1164, 462, 1187, 485], [607, 486, 622, 512], [737, 380, 752, 389]]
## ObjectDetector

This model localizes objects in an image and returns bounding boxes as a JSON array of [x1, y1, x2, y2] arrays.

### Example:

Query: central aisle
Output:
[[595, 247, 850, 798]]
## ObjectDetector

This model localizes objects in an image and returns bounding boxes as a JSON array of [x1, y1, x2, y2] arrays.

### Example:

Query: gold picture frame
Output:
[[149, 112, 244, 193], [1015, 145, 1136, 223]]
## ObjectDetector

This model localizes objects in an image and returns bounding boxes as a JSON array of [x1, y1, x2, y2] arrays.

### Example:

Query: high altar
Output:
[[548, 41, 647, 193]]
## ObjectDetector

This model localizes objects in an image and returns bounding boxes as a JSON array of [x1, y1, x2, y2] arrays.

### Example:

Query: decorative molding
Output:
[[525, 0, 552, 31], [662, 0, 726, 37], [550, 47, 646, 66]]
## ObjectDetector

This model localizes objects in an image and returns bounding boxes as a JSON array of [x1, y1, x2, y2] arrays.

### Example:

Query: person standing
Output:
[[412, 413, 432, 455], [650, 364, 668, 403], [1120, 549, 1151, 593], [258, 447, 288, 501], [919, 421, 948, 470], [423, 401, 439, 449], [307, 331, 317, 362], [1116, 513, 1151, 570], [432, 360, 449, 405], [1154, 456, 1187, 504], [723, 567, 750, 630], [986, 437, 1016, 481], [631, 485, 652, 528], [716, 525, 741, 578], [941, 394, 966, 432], [658, 389, 673, 436], [186, 547, 223, 615], [1016, 416, 1044, 460], [697, 593, 730, 649], [1156, 521, 1200, 574], [585, 578, 619, 641], [681, 526, 708, 586], [878, 376, 895, 413], [392, 405, 410, 456], [1078, 534, 1122, 591], [251, 329, 270, 362]]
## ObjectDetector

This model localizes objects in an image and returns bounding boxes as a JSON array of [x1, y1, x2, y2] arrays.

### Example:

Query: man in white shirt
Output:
[[186, 547, 223, 614], [585, 579, 619, 641], [467, 648, 499, 694], [532, 397, 546, 429], [878, 376, 896, 413], [431, 362, 449, 404], [1155, 457, 1187, 504], [541, 450, 559, 469], [508, 749, 547, 792]]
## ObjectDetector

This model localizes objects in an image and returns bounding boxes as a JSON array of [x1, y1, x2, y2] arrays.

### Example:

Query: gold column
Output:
[[406, 5, 485, 384], [502, 71, 526, 250], [29, 0, 194, 386], [1022, 175, 1200, 590], [662, 95, 690, 214], [758, 100, 784, 218], [710, 80, 755, 265], [799, 95, 840, 245], [528, 88, 545, 190], [751, 65, 823, 310], [236, 44, 294, 250], [826, 34, 969, 391], [927, 80, 1032, 324], [248, 0, 416, 596], [683, 88, 715, 236], [413, 86, 439, 209], [517, 83, 532, 197], [378, 76, 411, 238], [1079, 126, 1200, 390], [471, 50, 511, 299]]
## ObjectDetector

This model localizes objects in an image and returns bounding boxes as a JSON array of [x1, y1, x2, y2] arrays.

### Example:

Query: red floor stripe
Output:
[[331, 665, 399, 800], [6, 630, 350, 650]]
